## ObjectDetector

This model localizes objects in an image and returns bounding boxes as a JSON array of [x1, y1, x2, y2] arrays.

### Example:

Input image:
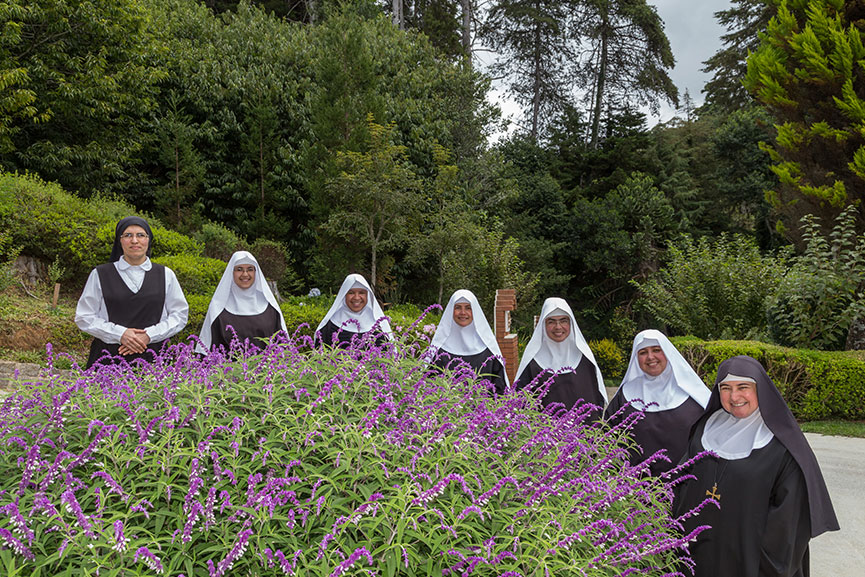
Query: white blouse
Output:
[[75, 257, 189, 344]]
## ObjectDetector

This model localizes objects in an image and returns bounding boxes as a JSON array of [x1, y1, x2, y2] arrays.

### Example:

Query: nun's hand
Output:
[[120, 328, 150, 354]]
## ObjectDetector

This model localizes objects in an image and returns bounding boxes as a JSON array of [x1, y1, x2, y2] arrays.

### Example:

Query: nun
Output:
[[316, 274, 393, 346], [514, 297, 606, 415], [427, 289, 508, 395], [604, 330, 709, 476], [672, 355, 838, 577], [196, 251, 287, 353], [75, 216, 189, 369]]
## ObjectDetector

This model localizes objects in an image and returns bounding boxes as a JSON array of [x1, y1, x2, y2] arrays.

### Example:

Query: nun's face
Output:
[[719, 380, 759, 419], [345, 288, 368, 313], [233, 265, 256, 290], [453, 302, 473, 327], [637, 346, 668, 377], [544, 315, 570, 342], [120, 225, 149, 264]]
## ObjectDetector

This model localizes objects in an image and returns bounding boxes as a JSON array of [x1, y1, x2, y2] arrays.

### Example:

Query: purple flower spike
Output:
[[133, 546, 164, 574], [330, 547, 373, 577]]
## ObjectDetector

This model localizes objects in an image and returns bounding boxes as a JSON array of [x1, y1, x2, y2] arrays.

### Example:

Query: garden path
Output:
[[806, 433, 865, 577]]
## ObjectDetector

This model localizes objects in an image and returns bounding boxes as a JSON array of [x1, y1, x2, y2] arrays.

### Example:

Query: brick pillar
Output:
[[494, 289, 518, 384]]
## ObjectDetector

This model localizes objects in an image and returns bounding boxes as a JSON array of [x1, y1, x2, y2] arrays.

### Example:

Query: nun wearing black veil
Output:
[[427, 289, 508, 395], [75, 216, 189, 369], [196, 251, 287, 353], [316, 274, 393, 346], [604, 330, 709, 476], [514, 297, 606, 415], [672, 355, 838, 577]]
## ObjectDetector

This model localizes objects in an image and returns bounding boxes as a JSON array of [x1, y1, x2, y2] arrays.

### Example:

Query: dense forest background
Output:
[[1, 0, 864, 350]]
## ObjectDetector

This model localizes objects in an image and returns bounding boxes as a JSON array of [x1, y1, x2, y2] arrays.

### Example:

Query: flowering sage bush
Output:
[[0, 319, 705, 576]]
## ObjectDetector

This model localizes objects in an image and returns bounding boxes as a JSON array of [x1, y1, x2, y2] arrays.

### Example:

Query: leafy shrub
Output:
[[153, 254, 226, 296], [766, 206, 865, 351], [634, 234, 790, 339], [589, 338, 627, 382], [194, 221, 248, 261], [0, 336, 696, 575], [152, 228, 204, 258], [250, 238, 302, 295], [672, 337, 865, 420]]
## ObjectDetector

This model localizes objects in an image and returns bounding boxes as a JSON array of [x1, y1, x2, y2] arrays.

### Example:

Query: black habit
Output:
[[515, 358, 604, 417], [317, 320, 388, 348], [433, 348, 507, 395], [209, 305, 282, 351], [605, 391, 704, 476]]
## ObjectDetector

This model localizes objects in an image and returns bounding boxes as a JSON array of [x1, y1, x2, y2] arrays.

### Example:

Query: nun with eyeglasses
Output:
[[672, 355, 838, 577], [604, 329, 709, 476], [75, 216, 188, 368], [514, 297, 606, 416]]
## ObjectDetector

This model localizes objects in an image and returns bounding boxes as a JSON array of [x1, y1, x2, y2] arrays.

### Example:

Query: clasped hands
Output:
[[119, 328, 151, 356]]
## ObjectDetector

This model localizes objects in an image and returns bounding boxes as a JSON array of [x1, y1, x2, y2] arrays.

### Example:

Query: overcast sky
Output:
[[488, 0, 733, 135]]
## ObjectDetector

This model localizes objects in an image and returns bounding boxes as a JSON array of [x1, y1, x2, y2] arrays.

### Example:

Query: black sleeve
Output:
[[759, 453, 812, 577]]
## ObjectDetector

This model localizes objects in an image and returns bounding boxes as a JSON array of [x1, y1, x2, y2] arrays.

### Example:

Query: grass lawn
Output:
[[800, 420, 865, 438]]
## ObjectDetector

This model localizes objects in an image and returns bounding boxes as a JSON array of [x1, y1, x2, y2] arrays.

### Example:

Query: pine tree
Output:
[[702, 0, 775, 113], [744, 0, 865, 238]]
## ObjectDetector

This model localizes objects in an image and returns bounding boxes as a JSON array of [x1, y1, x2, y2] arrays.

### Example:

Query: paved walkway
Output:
[[806, 433, 865, 577]]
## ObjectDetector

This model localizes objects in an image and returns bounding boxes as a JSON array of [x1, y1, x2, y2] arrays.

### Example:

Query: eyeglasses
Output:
[[545, 318, 570, 327], [120, 232, 149, 240]]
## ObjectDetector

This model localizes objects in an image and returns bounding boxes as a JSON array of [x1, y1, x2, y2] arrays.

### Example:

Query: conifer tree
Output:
[[744, 0, 865, 237]]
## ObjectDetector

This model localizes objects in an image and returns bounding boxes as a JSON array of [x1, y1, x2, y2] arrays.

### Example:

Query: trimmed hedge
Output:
[[671, 337, 865, 420], [153, 254, 226, 297]]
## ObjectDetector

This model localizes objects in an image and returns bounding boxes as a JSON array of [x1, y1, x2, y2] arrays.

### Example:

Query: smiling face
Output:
[[719, 380, 759, 419], [637, 345, 668, 377], [345, 287, 368, 313], [453, 301, 473, 327], [119, 225, 149, 265], [544, 314, 571, 343], [233, 264, 256, 290]]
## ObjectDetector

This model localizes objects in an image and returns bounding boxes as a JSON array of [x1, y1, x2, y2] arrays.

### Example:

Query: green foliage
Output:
[[767, 206, 865, 350], [671, 336, 865, 420], [193, 220, 248, 261], [744, 0, 865, 237], [588, 338, 627, 382], [152, 254, 225, 297], [0, 0, 165, 194], [0, 337, 689, 575], [249, 238, 302, 295], [634, 234, 790, 339]]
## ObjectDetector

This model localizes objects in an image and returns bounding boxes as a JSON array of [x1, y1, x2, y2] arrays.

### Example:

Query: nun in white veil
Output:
[[316, 274, 393, 346], [197, 251, 286, 353], [426, 289, 508, 394], [514, 297, 606, 416], [604, 329, 709, 475]]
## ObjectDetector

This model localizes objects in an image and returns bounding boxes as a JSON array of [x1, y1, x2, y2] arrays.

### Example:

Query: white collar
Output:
[[615, 329, 710, 412], [315, 274, 393, 338], [197, 251, 286, 353], [515, 297, 606, 402], [701, 407, 774, 460], [117, 256, 152, 271]]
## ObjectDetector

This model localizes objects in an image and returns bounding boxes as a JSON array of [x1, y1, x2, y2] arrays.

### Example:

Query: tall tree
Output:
[[744, 0, 865, 238], [573, 0, 678, 147], [702, 0, 775, 113], [481, 0, 578, 141], [0, 0, 163, 195], [322, 119, 423, 289]]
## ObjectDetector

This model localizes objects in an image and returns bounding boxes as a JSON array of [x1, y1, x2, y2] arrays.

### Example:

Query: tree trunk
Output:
[[392, 0, 404, 30], [590, 21, 608, 148], [461, 0, 472, 54], [305, 0, 317, 24], [259, 119, 265, 215], [174, 135, 181, 223], [530, 21, 542, 142]]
